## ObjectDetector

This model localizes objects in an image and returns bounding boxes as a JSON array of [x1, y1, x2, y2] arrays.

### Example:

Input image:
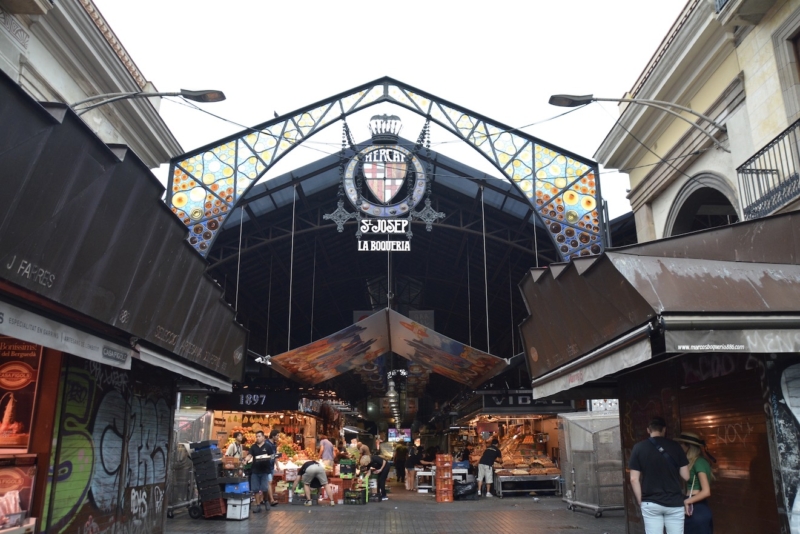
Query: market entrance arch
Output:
[[167, 77, 605, 263]]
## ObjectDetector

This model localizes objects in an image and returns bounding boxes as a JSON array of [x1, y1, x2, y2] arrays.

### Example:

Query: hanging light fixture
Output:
[[386, 379, 399, 399]]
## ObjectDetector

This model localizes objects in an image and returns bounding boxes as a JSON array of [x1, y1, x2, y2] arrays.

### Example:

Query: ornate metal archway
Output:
[[167, 77, 605, 261]]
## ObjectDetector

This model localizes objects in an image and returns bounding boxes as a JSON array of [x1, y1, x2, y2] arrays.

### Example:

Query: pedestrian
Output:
[[318, 434, 335, 469], [629, 416, 690, 534], [477, 438, 502, 497], [245, 430, 280, 511], [297, 460, 337, 506], [361, 454, 390, 501], [675, 432, 715, 534], [393, 441, 408, 483], [405, 441, 420, 490], [225, 431, 244, 459]]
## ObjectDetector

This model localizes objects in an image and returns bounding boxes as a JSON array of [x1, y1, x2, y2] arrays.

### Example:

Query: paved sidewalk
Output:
[[166, 482, 626, 534]]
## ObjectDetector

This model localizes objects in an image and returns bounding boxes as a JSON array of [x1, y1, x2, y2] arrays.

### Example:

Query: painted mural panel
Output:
[[43, 356, 173, 534], [387, 309, 506, 388], [271, 311, 389, 385]]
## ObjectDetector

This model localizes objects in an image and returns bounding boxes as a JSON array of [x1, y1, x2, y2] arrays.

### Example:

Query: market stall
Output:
[[457, 392, 578, 498]]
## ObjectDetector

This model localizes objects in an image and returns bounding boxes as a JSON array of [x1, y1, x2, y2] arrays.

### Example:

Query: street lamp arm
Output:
[[606, 99, 730, 153], [70, 89, 225, 115], [548, 93, 729, 153], [593, 97, 727, 132]]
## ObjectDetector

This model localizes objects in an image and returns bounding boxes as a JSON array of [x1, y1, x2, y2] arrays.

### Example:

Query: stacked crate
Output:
[[435, 454, 453, 503], [190, 440, 226, 518]]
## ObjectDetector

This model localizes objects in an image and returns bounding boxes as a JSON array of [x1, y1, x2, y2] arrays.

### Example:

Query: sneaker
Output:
[[381, 497, 389, 501], [486, 493, 494, 497], [253, 505, 262, 513], [330, 500, 336, 507], [304, 500, 313, 507]]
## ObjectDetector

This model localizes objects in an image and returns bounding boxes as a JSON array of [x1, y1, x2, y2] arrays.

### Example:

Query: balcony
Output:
[[737, 119, 800, 220]]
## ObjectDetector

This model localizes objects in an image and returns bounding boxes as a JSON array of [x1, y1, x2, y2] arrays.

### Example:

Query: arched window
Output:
[[664, 174, 740, 237]]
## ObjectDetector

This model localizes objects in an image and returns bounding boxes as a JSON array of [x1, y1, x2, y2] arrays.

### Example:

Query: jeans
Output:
[[641, 502, 685, 534], [250, 472, 272, 493], [684, 500, 713, 534]]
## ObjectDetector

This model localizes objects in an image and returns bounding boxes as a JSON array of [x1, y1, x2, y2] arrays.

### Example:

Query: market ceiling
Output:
[[205, 140, 548, 403]]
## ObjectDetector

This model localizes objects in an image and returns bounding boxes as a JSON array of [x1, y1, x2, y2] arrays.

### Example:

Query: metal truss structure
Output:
[[167, 77, 605, 261]]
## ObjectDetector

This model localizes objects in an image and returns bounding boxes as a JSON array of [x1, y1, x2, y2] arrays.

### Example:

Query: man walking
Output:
[[629, 416, 690, 534], [477, 438, 502, 497], [318, 434, 335, 470], [245, 430, 279, 511]]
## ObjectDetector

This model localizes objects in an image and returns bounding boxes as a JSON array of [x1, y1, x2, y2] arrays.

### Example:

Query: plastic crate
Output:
[[224, 481, 250, 493], [436, 492, 453, 503], [202, 498, 227, 518]]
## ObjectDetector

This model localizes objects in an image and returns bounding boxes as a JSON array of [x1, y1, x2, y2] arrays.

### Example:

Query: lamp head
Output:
[[180, 89, 226, 103], [548, 94, 594, 107]]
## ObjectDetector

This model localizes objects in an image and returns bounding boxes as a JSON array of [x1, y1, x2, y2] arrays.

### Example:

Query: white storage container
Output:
[[226, 497, 250, 520]]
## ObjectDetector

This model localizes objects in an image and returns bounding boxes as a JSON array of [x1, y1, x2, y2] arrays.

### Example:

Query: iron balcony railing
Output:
[[737, 119, 800, 220], [715, 0, 730, 13]]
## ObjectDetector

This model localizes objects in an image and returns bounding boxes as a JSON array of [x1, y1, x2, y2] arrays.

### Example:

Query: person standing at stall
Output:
[[318, 434, 335, 469], [675, 432, 715, 534], [225, 432, 244, 459], [393, 441, 408, 484], [477, 438, 502, 497], [629, 416, 690, 534], [405, 441, 420, 491], [361, 454, 390, 501]]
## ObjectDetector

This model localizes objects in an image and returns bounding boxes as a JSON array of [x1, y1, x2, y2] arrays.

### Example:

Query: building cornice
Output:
[[27, 0, 182, 165], [596, 3, 734, 170], [77, 0, 146, 89], [627, 72, 744, 212]]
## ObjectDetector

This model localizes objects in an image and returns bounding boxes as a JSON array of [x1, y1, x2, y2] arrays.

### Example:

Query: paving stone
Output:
[[166, 481, 626, 533]]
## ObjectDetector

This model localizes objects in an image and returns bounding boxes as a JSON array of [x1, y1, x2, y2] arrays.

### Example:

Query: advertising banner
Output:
[[0, 336, 41, 449]]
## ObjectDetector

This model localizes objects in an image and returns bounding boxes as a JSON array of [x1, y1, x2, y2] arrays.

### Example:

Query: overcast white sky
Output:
[[93, 0, 688, 219]]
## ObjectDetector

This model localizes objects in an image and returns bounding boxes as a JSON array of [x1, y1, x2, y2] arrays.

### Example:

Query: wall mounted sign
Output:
[[0, 300, 131, 369], [0, 336, 41, 449], [324, 115, 444, 251]]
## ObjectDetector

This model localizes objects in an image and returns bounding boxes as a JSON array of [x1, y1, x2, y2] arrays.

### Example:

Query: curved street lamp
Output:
[[71, 88, 226, 115], [549, 94, 730, 153]]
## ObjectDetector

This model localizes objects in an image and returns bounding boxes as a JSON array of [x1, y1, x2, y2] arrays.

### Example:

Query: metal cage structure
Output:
[[558, 411, 624, 518], [166, 77, 604, 262]]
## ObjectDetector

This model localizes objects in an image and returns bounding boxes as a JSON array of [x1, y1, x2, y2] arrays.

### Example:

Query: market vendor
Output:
[[225, 431, 244, 459], [360, 454, 389, 501], [477, 438, 502, 498], [297, 460, 337, 507]]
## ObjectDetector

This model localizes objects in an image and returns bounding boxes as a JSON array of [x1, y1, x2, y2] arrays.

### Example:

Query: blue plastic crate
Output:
[[224, 481, 250, 493]]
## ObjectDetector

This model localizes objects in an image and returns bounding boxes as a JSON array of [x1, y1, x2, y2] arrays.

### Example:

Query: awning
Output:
[[662, 315, 800, 353], [136, 344, 232, 392], [271, 308, 507, 389], [532, 325, 652, 399], [0, 299, 131, 369]]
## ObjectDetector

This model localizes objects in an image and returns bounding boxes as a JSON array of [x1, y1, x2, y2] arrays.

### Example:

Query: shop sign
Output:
[[0, 300, 131, 369], [481, 391, 574, 413], [0, 337, 41, 449], [666, 329, 800, 353], [324, 115, 445, 252], [206, 389, 300, 411]]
